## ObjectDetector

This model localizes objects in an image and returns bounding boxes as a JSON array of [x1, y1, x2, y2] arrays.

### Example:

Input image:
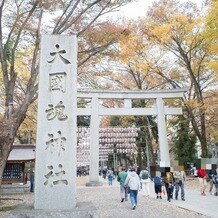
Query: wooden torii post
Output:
[[77, 88, 187, 186]]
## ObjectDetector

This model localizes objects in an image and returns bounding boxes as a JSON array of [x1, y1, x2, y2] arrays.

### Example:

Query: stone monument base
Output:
[[85, 181, 103, 187], [0, 183, 30, 195], [8, 202, 99, 218]]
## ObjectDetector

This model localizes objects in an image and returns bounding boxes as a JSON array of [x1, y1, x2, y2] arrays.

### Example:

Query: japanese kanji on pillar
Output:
[[35, 35, 77, 210]]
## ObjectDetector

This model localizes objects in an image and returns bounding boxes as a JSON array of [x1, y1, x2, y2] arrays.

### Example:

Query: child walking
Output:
[[153, 171, 162, 199]]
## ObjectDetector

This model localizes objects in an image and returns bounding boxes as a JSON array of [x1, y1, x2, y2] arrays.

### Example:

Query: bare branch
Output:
[[53, 0, 80, 34]]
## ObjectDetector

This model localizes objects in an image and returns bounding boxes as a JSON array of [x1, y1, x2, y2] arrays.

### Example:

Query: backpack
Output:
[[107, 170, 113, 177], [153, 176, 162, 185], [141, 170, 149, 180], [197, 169, 206, 178]]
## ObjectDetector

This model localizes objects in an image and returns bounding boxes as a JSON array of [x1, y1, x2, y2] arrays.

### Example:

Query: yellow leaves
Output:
[[204, 0, 218, 71], [168, 69, 183, 80], [15, 60, 29, 79], [185, 99, 204, 109], [170, 13, 198, 29], [165, 98, 182, 107], [148, 13, 203, 46], [207, 61, 218, 76], [17, 102, 37, 141], [206, 0, 218, 38], [150, 24, 172, 44], [119, 33, 150, 70], [211, 130, 218, 142], [204, 89, 218, 143]]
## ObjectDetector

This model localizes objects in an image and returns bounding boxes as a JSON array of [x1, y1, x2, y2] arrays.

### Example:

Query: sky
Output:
[[119, 0, 154, 19], [115, 0, 204, 19]]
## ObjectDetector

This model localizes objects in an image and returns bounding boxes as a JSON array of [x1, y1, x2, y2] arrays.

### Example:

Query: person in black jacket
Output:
[[163, 171, 174, 202], [208, 164, 218, 195], [30, 170, 35, 192]]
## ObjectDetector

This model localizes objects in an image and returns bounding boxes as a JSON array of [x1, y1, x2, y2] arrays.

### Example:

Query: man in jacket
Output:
[[208, 164, 218, 195], [173, 170, 186, 201], [124, 167, 141, 210], [117, 167, 128, 202]]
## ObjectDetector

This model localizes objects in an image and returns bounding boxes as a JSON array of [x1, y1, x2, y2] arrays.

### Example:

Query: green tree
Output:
[[173, 115, 197, 166], [110, 116, 122, 126]]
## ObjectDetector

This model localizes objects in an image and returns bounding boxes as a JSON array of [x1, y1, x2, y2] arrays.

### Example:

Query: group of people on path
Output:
[[153, 170, 186, 202], [117, 167, 153, 210], [116, 166, 187, 210], [115, 164, 218, 210], [195, 165, 218, 196], [117, 167, 140, 210]]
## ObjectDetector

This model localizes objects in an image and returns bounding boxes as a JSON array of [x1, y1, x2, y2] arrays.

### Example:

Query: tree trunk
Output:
[[145, 125, 155, 166], [0, 102, 30, 186], [137, 145, 142, 168], [0, 134, 15, 187], [199, 135, 208, 158], [200, 110, 208, 157], [185, 104, 208, 158]]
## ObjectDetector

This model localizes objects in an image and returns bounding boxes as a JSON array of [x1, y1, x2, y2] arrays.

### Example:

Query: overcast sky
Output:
[[116, 0, 204, 19]]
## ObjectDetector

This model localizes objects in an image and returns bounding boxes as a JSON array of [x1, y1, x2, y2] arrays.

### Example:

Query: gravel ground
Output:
[[0, 177, 209, 218]]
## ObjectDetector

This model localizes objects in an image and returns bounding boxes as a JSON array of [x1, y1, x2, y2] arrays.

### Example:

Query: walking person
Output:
[[163, 171, 174, 202], [140, 167, 151, 196], [102, 169, 106, 179], [208, 164, 218, 196], [136, 166, 141, 177], [192, 163, 198, 177], [136, 166, 142, 189], [30, 169, 35, 192], [153, 171, 162, 199], [107, 168, 114, 186], [197, 168, 207, 196], [173, 170, 186, 201], [117, 167, 128, 202], [124, 167, 141, 210]]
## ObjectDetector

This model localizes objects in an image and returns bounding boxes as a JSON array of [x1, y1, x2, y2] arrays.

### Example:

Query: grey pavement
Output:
[[167, 188, 217, 218], [97, 176, 217, 218], [1, 176, 217, 218], [147, 183, 218, 218]]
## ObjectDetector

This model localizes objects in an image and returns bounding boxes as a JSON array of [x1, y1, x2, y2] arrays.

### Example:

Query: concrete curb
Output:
[[0, 198, 23, 212]]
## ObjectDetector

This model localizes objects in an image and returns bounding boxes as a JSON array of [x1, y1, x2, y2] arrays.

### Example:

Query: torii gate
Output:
[[77, 89, 187, 186]]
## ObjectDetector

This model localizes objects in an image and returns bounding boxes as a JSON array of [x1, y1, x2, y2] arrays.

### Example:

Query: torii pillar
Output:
[[86, 96, 102, 186], [156, 97, 170, 167]]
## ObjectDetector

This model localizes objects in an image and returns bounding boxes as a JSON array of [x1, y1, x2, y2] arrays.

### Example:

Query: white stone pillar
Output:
[[35, 35, 77, 209], [156, 97, 170, 167], [86, 96, 102, 186]]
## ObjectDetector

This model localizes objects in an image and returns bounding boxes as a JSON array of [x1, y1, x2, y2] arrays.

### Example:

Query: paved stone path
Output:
[[76, 185, 208, 218], [76, 176, 216, 218], [0, 176, 217, 218]]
